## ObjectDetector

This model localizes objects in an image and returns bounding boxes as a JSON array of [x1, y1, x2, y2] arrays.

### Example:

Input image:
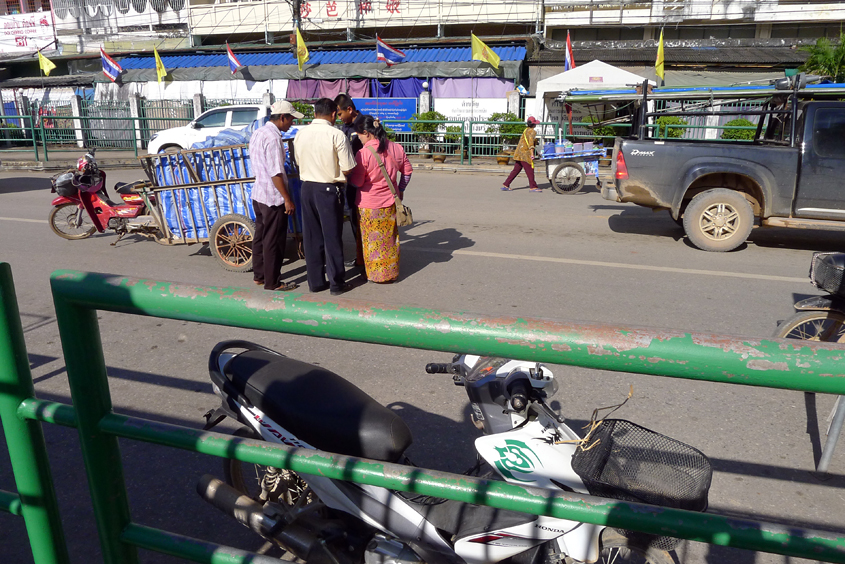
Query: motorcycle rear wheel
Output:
[[223, 426, 313, 506], [563, 529, 673, 564], [49, 203, 96, 240], [773, 311, 845, 342]]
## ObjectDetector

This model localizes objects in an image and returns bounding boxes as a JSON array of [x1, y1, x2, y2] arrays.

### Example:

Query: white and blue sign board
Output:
[[353, 98, 417, 132]]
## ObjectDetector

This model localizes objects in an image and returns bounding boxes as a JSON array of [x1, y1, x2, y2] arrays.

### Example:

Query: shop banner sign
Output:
[[1, 12, 54, 53], [354, 98, 417, 132], [433, 98, 508, 135]]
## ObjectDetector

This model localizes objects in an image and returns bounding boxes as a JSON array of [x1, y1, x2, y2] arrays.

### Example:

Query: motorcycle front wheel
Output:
[[563, 530, 674, 564], [49, 203, 96, 240], [773, 311, 845, 342], [223, 426, 314, 506]]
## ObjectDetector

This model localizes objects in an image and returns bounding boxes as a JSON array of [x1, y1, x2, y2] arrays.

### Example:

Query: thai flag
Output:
[[100, 47, 123, 83], [227, 42, 245, 75], [565, 31, 576, 71], [376, 36, 406, 66]]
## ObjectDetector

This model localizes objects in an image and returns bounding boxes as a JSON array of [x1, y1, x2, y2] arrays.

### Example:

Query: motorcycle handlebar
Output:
[[508, 380, 531, 412], [426, 362, 462, 375]]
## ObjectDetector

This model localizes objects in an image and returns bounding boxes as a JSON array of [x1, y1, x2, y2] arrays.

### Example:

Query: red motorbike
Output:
[[49, 148, 159, 244]]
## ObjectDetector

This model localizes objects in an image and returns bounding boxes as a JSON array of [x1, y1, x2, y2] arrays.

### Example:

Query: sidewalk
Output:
[[0, 147, 511, 175]]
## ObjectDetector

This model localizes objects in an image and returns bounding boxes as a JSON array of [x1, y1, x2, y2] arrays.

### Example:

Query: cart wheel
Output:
[[551, 162, 586, 194], [210, 214, 255, 272]]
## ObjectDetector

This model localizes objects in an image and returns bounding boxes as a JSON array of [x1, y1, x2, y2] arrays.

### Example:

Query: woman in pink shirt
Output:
[[348, 117, 408, 283]]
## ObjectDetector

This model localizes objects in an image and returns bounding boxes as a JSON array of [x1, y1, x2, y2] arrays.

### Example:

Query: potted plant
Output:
[[445, 125, 463, 156], [487, 112, 525, 150], [487, 112, 525, 163], [411, 110, 445, 158]]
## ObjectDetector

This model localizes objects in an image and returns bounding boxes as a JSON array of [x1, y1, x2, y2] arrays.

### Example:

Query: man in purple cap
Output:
[[249, 100, 304, 291], [502, 116, 541, 193]]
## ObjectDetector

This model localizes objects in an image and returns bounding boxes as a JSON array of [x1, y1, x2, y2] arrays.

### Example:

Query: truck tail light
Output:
[[615, 150, 629, 180]]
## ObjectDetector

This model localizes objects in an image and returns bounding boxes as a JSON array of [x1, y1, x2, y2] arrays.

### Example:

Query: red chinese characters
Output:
[[300, 1, 312, 18], [385, 0, 400, 13], [326, 1, 338, 17], [358, 0, 372, 14]]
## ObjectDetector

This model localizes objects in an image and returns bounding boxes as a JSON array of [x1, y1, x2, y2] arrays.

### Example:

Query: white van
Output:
[[147, 104, 271, 153]]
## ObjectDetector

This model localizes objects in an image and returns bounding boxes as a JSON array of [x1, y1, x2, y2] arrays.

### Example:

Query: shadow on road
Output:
[[0, 177, 52, 194], [398, 223, 475, 281], [601, 207, 845, 252]]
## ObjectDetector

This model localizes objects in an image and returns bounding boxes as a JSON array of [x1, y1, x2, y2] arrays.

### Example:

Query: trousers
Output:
[[301, 181, 345, 292], [345, 183, 364, 265], [251, 200, 289, 290], [503, 160, 537, 189]]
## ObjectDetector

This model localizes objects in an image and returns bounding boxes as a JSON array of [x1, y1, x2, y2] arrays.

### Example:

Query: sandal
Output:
[[254, 280, 264, 286], [501, 186, 512, 191], [274, 281, 299, 292], [529, 188, 543, 193]]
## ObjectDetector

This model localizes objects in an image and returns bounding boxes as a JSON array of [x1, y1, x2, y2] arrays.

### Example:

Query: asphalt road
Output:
[[1, 166, 844, 564]]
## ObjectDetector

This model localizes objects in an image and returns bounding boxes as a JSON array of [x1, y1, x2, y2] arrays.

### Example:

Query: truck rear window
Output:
[[813, 108, 845, 159]]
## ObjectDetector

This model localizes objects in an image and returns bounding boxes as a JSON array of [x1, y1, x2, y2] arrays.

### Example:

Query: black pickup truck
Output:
[[602, 77, 845, 252]]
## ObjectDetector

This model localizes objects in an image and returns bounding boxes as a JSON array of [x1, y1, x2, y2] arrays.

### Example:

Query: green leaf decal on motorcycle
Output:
[[493, 439, 542, 482]]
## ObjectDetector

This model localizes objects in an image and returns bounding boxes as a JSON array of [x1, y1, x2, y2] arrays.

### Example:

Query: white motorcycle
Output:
[[199, 340, 712, 564]]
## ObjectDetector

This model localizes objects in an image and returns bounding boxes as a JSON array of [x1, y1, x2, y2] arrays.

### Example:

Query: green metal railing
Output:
[[384, 119, 561, 165], [642, 122, 760, 140], [4, 264, 845, 562], [80, 100, 134, 150], [202, 98, 263, 112], [0, 115, 40, 160], [140, 100, 194, 146]]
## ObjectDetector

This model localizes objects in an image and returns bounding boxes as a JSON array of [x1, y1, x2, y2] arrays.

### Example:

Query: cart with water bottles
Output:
[[539, 140, 605, 195], [135, 135, 303, 274]]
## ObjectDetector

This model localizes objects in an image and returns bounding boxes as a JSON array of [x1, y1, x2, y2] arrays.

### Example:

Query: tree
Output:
[[800, 33, 845, 83]]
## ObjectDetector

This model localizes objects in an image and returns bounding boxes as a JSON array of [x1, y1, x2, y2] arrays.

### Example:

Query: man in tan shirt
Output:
[[293, 98, 358, 295]]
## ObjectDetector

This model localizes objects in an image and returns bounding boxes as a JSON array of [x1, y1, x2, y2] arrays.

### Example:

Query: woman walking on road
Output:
[[348, 117, 404, 283], [502, 116, 541, 193]]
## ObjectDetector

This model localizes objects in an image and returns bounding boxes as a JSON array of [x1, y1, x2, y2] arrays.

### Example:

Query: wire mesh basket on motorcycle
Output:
[[570, 419, 713, 550], [810, 252, 845, 297]]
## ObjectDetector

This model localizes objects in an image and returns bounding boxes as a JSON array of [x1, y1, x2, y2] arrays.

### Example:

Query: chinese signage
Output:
[[354, 98, 417, 132], [1, 12, 54, 53], [297, 0, 436, 26], [433, 98, 508, 135]]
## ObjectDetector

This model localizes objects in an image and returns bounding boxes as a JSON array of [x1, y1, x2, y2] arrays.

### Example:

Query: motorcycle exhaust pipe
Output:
[[197, 474, 268, 535], [197, 475, 333, 564]]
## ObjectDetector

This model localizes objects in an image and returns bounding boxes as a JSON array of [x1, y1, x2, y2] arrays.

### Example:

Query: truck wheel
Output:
[[210, 214, 255, 272], [682, 189, 753, 252], [550, 162, 585, 194]]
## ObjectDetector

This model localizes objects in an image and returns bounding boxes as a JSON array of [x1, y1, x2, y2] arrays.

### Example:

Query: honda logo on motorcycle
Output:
[[493, 439, 542, 482]]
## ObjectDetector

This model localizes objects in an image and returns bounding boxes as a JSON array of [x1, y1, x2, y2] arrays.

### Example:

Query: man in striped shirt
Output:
[[249, 100, 303, 291]]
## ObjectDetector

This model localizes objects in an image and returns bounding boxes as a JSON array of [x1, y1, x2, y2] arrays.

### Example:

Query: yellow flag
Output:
[[38, 52, 56, 77], [296, 28, 309, 71], [154, 48, 167, 83], [471, 33, 500, 70], [655, 29, 665, 81]]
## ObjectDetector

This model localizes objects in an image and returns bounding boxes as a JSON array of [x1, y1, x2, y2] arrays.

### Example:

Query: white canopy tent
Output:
[[532, 60, 655, 126]]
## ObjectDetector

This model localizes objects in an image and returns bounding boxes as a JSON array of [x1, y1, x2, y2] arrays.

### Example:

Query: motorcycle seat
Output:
[[224, 350, 412, 463], [115, 182, 139, 195]]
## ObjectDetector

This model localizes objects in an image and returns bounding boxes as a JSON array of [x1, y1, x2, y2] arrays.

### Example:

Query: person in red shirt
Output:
[[348, 117, 411, 283]]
